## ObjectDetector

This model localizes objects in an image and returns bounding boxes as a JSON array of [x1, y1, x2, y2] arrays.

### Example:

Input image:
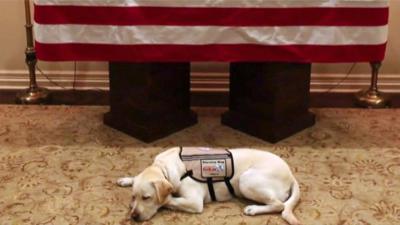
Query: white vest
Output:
[[179, 147, 235, 201]]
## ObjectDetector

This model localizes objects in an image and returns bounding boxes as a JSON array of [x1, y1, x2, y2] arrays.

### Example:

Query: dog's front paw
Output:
[[116, 177, 134, 187]]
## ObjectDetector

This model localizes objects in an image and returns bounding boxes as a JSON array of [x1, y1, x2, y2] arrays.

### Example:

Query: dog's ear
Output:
[[158, 162, 181, 192], [152, 179, 173, 204]]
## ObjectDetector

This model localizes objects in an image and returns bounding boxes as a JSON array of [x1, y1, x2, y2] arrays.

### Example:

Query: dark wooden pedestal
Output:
[[104, 62, 198, 142], [221, 62, 316, 143]]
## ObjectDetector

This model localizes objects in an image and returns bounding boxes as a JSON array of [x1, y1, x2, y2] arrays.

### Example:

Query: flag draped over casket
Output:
[[33, 0, 389, 62]]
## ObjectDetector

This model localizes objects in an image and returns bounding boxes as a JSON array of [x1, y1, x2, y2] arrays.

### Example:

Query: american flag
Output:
[[34, 0, 389, 62]]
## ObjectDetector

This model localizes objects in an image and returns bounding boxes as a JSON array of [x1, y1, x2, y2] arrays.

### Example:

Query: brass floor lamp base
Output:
[[354, 62, 390, 108], [16, 87, 51, 104], [355, 89, 390, 108]]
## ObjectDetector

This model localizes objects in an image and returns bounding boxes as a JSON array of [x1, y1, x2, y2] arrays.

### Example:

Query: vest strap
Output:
[[224, 177, 236, 197], [207, 178, 217, 201], [180, 170, 193, 181]]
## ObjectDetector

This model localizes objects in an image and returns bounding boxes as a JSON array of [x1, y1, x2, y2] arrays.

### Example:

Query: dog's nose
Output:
[[131, 212, 140, 221]]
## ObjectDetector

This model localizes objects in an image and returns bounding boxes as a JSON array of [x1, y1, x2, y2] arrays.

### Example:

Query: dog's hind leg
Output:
[[241, 192, 284, 216], [239, 169, 298, 223], [243, 201, 284, 216]]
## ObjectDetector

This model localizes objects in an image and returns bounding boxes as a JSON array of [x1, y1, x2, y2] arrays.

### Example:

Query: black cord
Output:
[[36, 65, 67, 89], [36, 64, 107, 93], [73, 61, 77, 91], [324, 63, 357, 93], [72, 61, 106, 93]]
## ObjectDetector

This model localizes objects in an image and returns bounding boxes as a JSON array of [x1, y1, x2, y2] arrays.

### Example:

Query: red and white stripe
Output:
[[33, 0, 389, 62]]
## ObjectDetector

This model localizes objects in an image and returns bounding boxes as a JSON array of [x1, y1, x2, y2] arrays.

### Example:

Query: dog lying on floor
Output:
[[117, 147, 301, 225]]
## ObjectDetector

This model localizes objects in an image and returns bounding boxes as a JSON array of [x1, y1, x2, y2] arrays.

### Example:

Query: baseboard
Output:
[[0, 89, 109, 105], [1, 69, 399, 107], [0, 70, 108, 90], [1, 70, 400, 93], [1, 89, 399, 108]]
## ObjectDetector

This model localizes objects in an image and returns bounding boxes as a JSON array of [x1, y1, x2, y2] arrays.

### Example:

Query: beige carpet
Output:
[[0, 105, 399, 225]]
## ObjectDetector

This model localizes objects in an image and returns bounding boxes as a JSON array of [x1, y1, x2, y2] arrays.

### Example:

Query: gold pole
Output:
[[355, 62, 390, 108], [16, 0, 51, 104]]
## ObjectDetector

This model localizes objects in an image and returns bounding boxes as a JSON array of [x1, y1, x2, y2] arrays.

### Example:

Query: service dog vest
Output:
[[179, 147, 235, 201]]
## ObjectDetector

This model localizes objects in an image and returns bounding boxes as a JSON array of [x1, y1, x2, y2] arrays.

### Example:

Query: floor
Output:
[[0, 105, 399, 225]]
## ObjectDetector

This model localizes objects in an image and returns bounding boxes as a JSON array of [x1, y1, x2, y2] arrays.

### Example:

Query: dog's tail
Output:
[[282, 177, 301, 225]]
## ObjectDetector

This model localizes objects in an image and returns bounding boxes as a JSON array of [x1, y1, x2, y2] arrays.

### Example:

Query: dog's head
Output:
[[129, 166, 173, 221]]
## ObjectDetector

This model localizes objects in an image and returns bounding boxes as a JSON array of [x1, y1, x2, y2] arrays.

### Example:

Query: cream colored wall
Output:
[[0, 0, 399, 92]]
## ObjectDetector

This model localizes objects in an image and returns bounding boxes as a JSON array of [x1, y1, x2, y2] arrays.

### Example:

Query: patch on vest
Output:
[[201, 159, 226, 177], [180, 147, 234, 182]]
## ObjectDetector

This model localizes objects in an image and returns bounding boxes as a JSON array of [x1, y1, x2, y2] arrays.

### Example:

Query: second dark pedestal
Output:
[[221, 62, 316, 143]]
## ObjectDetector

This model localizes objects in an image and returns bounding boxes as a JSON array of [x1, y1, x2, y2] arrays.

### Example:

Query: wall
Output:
[[0, 0, 399, 92]]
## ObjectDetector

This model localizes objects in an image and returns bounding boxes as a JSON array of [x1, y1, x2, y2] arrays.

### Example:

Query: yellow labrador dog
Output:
[[117, 147, 301, 225]]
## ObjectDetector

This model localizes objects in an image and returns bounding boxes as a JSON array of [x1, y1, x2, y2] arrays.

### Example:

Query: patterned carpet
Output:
[[0, 105, 399, 225]]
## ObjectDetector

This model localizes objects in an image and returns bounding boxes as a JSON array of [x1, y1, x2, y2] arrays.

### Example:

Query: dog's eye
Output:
[[142, 196, 151, 201]]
